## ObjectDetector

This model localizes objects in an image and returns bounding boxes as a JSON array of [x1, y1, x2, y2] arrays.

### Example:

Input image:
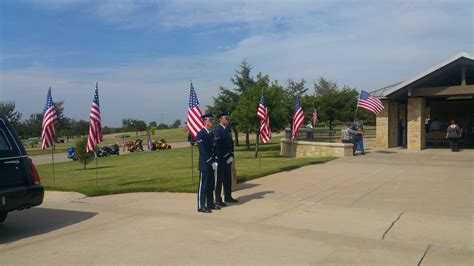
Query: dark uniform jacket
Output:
[[213, 124, 234, 163], [196, 128, 216, 171]]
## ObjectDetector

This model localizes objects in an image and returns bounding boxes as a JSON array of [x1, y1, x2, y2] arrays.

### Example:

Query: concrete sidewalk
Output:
[[1, 149, 473, 265]]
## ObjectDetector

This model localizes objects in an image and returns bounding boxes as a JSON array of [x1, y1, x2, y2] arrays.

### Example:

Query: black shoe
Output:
[[209, 205, 221, 210], [215, 201, 227, 207], [225, 198, 239, 203], [361, 153, 366, 155], [198, 208, 212, 213]]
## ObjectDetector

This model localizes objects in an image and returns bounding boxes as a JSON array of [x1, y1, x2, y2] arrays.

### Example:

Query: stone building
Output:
[[371, 52, 474, 150]]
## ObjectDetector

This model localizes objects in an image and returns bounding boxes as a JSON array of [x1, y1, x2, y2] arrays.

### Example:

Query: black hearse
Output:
[[0, 116, 44, 223]]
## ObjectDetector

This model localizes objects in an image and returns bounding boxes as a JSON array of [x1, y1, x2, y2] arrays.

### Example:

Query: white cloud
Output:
[[2, 0, 472, 126]]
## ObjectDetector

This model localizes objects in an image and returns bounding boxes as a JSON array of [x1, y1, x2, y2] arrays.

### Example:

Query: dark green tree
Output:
[[75, 137, 95, 170], [234, 73, 289, 152], [73, 120, 90, 136], [206, 86, 240, 146], [157, 123, 169, 130], [286, 79, 308, 97], [171, 119, 181, 128], [313, 78, 359, 130], [231, 60, 254, 94], [0, 101, 22, 125]]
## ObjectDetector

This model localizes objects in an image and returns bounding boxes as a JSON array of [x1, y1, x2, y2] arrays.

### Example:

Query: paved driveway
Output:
[[1, 149, 472, 265]]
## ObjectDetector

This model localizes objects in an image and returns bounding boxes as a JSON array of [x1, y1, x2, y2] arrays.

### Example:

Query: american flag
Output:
[[357, 90, 384, 115], [41, 87, 58, 150], [147, 135, 153, 150], [87, 83, 102, 152], [187, 83, 204, 140], [257, 94, 271, 144], [292, 95, 304, 140], [312, 104, 318, 127]]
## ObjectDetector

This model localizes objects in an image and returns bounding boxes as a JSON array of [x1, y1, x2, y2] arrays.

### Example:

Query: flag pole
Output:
[[191, 144, 194, 182], [95, 151, 98, 187], [354, 92, 361, 120], [291, 127, 295, 157], [257, 134, 261, 171], [51, 144, 56, 184]]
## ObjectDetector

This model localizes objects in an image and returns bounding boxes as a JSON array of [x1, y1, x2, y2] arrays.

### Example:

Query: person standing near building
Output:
[[341, 122, 362, 156], [306, 123, 313, 141], [214, 112, 238, 206], [352, 117, 365, 155], [196, 114, 219, 213], [446, 120, 462, 152]]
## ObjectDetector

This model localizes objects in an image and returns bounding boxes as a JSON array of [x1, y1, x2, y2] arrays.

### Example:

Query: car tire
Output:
[[0, 211, 7, 223]]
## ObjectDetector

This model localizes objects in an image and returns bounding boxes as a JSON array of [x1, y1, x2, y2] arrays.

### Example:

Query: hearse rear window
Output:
[[0, 130, 11, 151]]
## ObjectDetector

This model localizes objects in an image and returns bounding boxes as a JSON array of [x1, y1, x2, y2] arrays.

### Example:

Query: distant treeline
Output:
[[205, 60, 376, 148], [0, 101, 182, 140]]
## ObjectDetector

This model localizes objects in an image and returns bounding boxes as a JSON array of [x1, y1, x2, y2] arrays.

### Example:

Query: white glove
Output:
[[212, 162, 218, 171], [226, 156, 234, 164]]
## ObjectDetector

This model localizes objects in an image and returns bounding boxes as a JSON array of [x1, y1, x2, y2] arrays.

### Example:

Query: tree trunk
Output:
[[245, 131, 250, 150], [83, 161, 87, 170], [233, 129, 239, 146]]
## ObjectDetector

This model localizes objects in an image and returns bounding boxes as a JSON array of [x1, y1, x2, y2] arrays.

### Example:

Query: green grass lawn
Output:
[[37, 139, 335, 197]]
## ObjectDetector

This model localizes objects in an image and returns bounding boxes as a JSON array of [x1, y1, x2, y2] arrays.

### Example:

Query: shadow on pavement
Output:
[[236, 191, 274, 204], [236, 183, 260, 191], [0, 207, 97, 244]]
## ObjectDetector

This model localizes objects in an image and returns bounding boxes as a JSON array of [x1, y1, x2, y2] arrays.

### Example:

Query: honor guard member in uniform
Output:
[[214, 112, 238, 206], [196, 114, 220, 213]]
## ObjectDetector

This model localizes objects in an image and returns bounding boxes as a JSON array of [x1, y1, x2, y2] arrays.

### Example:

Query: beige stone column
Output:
[[398, 104, 407, 146], [407, 97, 426, 150], [376, 100, 390, 149], [388, 102, 399, 147], [376, 100, 399, 149]]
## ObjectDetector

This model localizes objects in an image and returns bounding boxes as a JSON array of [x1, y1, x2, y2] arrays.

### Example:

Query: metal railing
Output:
[[284, 128, 376, 143]]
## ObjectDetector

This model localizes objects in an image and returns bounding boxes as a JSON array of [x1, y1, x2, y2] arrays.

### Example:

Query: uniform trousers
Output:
[[197, 169, 215, 209], [215, 162, 232, 202]]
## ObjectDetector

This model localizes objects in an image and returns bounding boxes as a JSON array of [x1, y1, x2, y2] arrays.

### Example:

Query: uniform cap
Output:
[[219, 111, 230, 119], [201, 113, 214, 120]]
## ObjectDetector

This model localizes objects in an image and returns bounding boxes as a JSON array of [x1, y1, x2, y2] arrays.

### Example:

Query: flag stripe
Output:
[[187, 84, 203, 140], [357, 90, 384, 115], [87, 85, 102, 152], [41, 88, 58, 150], [257, 95, 271, 144], [292, 95, 304, 140]]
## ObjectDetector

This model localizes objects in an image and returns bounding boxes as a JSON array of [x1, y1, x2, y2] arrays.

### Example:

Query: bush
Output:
[[75, 137, 96, 170]]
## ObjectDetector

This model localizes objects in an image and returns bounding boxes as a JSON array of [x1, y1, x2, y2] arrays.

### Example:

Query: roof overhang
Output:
[[371, 52, 474, 101]]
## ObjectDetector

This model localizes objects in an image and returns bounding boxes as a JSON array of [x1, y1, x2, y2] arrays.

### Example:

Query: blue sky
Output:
[[0, 0, 472, 126]]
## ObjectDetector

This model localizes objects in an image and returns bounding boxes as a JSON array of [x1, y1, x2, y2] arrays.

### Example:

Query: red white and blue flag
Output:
[[147, 135, 153, 150], [187, 83, 204, 140], [292, 95, 304, 140], [312, 104, 318, 127], [357, 90, 384, 115], [87, 83, 102, 152], [41, 87, 58, 150], [257, 94, 271, 144]]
